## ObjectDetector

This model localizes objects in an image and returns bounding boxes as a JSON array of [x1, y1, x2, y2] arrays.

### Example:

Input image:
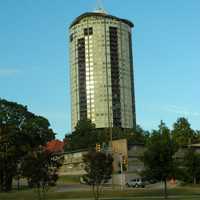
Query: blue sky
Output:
[[0, 0, 199, 139]]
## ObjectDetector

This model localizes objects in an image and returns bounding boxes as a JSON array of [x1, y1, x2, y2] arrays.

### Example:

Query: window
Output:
[[84, 27, 93, 35], [89, 27, 93, 35], [70, 34, 73, 42]]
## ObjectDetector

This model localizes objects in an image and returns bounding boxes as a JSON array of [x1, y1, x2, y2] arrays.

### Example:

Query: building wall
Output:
[[127, 144, 145, 174], [59, 143, 200, 183], [112, 139, 128, 156], [69, 13, 136, 131], [59, 151, 88, 175]]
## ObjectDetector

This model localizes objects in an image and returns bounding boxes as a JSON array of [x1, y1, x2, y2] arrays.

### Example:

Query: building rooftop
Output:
[[70, 12, 134, 28], [188, 143, 200, 148]]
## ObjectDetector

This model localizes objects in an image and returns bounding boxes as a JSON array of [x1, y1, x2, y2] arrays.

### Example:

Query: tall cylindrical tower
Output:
[[69, 10, 136, 131]]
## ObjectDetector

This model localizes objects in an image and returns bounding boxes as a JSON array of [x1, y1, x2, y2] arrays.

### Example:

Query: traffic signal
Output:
[[95, 143, 101, 152], [122, 155, 126, 165], [122, 155, 128, 171]]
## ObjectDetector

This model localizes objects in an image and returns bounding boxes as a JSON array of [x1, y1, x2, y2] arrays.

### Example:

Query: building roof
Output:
[[188, 143, 200, 148], [70, 12, 134, 28]]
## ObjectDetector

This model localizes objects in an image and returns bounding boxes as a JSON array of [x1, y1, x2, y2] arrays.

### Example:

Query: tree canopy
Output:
[[0, 98, 55, 191], [182, 148, 200, 184], [64, 119, 148, 151], [83, 151, 113, 200], [21, 147, 63, 200], [142, 121, 178, 199], [172, 117, 198, 146], [64, 119, 97, 150]]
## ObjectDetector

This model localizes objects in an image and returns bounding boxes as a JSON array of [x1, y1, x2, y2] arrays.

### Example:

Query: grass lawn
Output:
[[57, 175, 81, 184], [0, 186, 200, 200]]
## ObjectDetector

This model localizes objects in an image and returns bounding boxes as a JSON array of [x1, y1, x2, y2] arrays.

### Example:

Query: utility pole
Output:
[[120, 154, 123, 190]]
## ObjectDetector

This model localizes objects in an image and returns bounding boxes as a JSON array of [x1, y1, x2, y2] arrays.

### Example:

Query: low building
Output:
[[59, 150, 88, 175], [58, 141, 200, 184], [58, 139, 145, 185]]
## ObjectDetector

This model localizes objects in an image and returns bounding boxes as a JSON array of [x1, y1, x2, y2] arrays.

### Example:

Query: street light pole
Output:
[[120, 154, 123, 190]]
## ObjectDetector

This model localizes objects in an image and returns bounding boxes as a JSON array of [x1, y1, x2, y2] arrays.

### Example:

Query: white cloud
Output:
[[164, 105, 200, 117], [0, 68, 20, 76]]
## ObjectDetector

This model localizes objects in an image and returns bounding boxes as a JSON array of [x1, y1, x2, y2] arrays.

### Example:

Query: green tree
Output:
[[107, 125, 148, 144], [142, 121, 178, 199], [194, 130, 200, 143], [65, 119, 110, 151], [21, 148, 63, 200], [0, 124, 19, 191], [0, 98, 55, 191], [65, 119, 96, 150], [182, 148, 200, 184], [127, 125, 149, 144], [83, 152, 113, 200], [64, 120, 148, 151], [172, 118, 195, 146]]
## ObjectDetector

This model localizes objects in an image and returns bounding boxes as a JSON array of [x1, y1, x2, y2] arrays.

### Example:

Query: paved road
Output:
[[55, 183, 144, 192], [55, 182, 173, 192]]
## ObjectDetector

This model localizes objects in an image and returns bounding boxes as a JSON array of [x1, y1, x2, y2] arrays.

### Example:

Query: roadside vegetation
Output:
[[1, 98, 200, 200]]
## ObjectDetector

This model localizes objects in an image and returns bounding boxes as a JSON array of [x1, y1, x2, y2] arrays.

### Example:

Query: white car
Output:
[[126, 178, 145, 188]]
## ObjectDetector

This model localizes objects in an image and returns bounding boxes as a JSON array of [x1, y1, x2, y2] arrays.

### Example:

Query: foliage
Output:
[[46, 139, 64, 153], [0, 98, 55, 191], [21, 147, 63, 200], [83, 151, 113, 200], [64, 119, 148, 151], [142, 121, 178, 199], [172, 118, 196, 146], [102, 125, 149, 145], [0, 125, 19, 191], [182, 148, 200, 184], [64, 119, 111, 151], [127, 125, 149, 144], [64, 119, 97, 150]]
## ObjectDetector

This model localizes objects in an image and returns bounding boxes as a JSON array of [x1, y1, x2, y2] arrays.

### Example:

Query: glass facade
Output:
[[109, 26, 121, 127], [77, 38, 87, 120], [69, 12, 136, 131]]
